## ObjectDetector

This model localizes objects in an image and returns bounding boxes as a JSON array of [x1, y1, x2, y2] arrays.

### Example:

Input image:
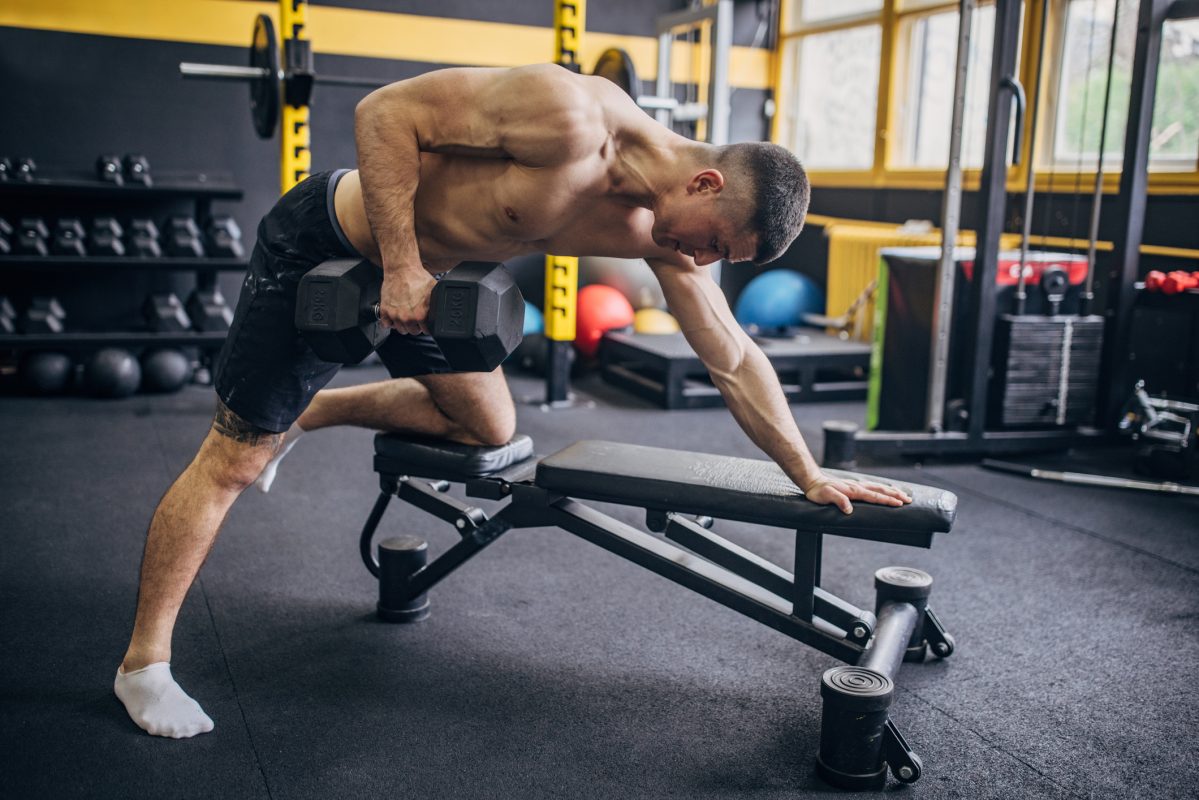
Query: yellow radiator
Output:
[[812, 215, 1020, 341]]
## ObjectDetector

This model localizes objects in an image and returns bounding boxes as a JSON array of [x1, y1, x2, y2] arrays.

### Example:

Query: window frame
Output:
[[772, 0, 1199, 195]]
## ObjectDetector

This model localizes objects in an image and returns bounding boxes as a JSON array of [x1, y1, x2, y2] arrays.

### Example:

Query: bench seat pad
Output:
[[535, 440, 957, 534], [374, 433, 535, 479]]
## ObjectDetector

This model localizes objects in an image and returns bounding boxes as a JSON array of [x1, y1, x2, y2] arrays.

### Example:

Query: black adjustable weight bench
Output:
[[359, 434, 958, 791]]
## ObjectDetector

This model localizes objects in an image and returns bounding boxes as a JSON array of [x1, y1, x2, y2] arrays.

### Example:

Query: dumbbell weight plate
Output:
[[250, 14, 280, 139], [593, 48, 640, 97], [429, 262, 525, 372], [295, 258, 387, 364]]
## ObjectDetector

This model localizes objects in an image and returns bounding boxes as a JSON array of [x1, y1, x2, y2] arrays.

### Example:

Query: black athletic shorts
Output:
[[214, 169, 453, 433]]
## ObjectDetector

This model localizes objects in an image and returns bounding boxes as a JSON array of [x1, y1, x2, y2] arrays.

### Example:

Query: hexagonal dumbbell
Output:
[[204, 214, 244, 259], [128, 219, 162, 258], [52, 218, 87, 257], [165, 216, 205, 258], [17, 218, 49, 257], [91, 217, 125, 257], [295, 259, 525, 370]]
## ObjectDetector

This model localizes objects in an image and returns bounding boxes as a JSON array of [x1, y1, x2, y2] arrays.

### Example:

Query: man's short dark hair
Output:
[[717, 142, 810, 264]]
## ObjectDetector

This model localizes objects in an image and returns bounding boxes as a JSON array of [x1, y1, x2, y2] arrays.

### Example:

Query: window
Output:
[[782, 25, 883, 169], [778, 3, 884, 171], [773, 0, 1198, 188], [892, 5, 998, 169], [1051, 0, 1199, 172], [789, 0, 882, 27]]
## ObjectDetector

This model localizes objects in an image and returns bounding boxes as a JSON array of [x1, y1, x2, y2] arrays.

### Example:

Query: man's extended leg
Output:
[[117, 403, 281, 738]]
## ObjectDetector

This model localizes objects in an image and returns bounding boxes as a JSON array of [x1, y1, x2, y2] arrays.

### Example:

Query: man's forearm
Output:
[[354, 90, 423, 274], [709, 340, 822, 488]]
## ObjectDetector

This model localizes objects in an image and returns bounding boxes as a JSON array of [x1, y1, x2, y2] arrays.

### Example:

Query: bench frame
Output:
[[359, 444, 955, 791]]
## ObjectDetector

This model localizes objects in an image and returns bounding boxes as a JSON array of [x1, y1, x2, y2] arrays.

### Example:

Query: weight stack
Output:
[[989, 315, 1104, 428]]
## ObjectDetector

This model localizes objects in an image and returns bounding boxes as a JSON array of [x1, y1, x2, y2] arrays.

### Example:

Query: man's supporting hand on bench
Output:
[[803, 474, 910, 515]]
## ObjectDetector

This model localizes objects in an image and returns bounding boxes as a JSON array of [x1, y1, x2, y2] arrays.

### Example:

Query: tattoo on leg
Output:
[[212, 401, 284, 449]]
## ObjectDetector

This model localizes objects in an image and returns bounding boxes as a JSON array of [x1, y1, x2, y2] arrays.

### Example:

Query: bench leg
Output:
[[377, 536, 432, 623], [816, 567, 945, 790]]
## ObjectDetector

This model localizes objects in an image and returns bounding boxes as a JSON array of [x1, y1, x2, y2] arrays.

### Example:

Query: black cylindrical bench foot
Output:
[[377, 535, 431, 623], [821, 421, 859, 470], [874, 566, 933, 662], [815, 666, 894, 791]]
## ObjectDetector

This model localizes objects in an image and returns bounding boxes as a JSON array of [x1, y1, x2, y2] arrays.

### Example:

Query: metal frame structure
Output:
[[844, 0, 1116, 458], [652, 0, 734, 145], [835, 0, 1199, 460], [1099, 0, 1199, 425], [355, 435, 957, 789]]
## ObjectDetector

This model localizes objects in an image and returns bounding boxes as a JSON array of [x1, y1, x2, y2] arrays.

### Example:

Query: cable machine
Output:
[[825, 0, 1174, 463]]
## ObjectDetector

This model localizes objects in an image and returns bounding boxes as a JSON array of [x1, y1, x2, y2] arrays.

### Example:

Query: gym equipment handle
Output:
[[1000, 75, 1026, 166]]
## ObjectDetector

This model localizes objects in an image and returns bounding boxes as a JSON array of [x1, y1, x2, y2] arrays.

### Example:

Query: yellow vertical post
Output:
[[279, 0, 312, 193], [544, 0, 585, 405]]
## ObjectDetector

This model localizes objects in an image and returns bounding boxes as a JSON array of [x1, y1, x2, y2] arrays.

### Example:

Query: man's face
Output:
[[652, 174, 757, 266]]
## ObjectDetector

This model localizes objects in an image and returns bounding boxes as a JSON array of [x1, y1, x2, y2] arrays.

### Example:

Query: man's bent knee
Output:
[[463, 400, 516, 447], [198, 402, 284, 491], [472, 415, 516, 447]]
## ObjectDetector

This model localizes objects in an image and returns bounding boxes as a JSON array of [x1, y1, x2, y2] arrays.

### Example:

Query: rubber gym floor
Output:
[[2, 365, 1196, 800]]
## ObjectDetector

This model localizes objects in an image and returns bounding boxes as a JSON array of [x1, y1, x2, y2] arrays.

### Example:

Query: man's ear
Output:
[[687, 169, 725, 195]]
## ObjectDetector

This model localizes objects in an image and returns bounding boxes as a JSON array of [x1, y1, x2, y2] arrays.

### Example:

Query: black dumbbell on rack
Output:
[[144, 293, 192, 332], [186, 288, 234, 331], [96, 154, 123, 186], [166, 216, 205, 258], [0, 296, 16, 334], [20, 297, 67, 334], [91, 217, 125, 256], [128, 219, 162, 258], [205, 215, 244, 259], [16, 218, 49, 257], [52, 219, 87, 257], [123, 154, 152, 186], [0, 217, 12, 256], [15, 157, 36, 182]]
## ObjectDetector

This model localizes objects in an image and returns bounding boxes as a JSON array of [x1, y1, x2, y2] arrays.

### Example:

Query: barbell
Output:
[[179, 13, 676, 140]]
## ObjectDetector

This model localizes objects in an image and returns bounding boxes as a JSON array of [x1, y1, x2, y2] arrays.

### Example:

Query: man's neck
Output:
[[609, 127, 709, 210]]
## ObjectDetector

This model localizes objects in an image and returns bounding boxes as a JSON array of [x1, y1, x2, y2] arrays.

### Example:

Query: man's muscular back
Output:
[[336, 64, 670, 273]]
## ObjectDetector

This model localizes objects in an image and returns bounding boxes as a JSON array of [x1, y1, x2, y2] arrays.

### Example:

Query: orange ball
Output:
[[574, 284, 634, 358]]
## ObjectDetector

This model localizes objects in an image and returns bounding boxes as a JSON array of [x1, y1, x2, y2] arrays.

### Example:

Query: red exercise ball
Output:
[[575, 284, 634, 358]]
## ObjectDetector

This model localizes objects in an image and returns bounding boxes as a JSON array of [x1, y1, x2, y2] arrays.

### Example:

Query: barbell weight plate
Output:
[[593, 48, 639, 98], [250, 13, 280, 140]]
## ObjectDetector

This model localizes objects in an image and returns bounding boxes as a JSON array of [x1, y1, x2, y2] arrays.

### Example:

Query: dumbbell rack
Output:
[[0, 169, 246, 353]]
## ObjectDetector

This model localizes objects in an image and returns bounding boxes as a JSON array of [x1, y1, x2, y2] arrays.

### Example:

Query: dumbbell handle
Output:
[[366, 300, 433, 331]]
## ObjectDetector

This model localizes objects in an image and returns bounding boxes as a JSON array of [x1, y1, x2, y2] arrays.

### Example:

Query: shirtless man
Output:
[[115, 64, 911, 739]]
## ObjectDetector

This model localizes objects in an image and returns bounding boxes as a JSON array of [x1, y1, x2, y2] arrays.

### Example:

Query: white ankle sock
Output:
[[114, 662, 214, 739], [255, 422, 305, 493]]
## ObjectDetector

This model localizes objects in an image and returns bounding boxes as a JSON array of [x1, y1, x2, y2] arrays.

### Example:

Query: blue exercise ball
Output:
[[734, 270, 825, 330], [523, 301, 544, 336]]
